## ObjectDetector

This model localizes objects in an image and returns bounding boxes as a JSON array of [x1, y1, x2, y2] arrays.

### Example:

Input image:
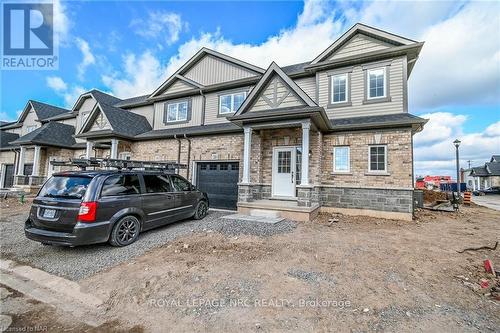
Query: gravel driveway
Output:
[[0, 208, 295, 281]]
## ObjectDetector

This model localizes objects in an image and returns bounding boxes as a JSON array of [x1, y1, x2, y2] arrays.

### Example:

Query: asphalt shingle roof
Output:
[[0, 131, 20, 149], [330, 113, 427, 129], [136, 123, 241, 139], [98, 102, 152, 137], [486, 162, 500, 176], [90, 89, 123, 106], [10, 122, 76, 148], [281, 61, 310, 75], [113, 95, 150, 108], [30, 101, 71, 121]]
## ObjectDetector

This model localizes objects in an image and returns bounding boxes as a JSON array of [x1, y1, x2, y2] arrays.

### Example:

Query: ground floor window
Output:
[[333, 146, 350, 172], [369, 145, 387, 172]]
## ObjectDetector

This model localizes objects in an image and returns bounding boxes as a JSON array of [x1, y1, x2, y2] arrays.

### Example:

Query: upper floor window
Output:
[[331, 74, 348, 104], [369, 145, 387, 172], [333, 146, 350, 173], [219, 91, 246, 115], [165, 100, 188, 123], [26, 125, 37, 133], [367, 68, 386, 99]]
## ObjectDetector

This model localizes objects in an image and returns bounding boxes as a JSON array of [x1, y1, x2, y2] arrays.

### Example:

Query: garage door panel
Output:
[[196, 162, 239, 210]]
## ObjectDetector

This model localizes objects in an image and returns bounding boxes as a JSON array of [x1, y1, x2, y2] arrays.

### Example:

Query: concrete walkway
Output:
[[472, 194, 500, 211]]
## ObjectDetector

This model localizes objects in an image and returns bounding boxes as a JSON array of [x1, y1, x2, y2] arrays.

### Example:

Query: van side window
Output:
[[171, 176, 191, 192], [101, 175, 140, 197], [143, 175, 173, 193]]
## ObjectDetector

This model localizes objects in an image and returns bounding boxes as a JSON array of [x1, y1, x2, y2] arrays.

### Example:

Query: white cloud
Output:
[[62, 86, 86, 108], [52, 0, 71, 45], [76, 38, 96, 79], [102, 51, 165, 98], [130, 11, 185, 46], [414, 113, 500, 176], [46, 76, 67, 92]]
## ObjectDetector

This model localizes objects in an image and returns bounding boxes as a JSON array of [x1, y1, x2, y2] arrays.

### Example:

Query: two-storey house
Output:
[[0, 23, 427, 221]]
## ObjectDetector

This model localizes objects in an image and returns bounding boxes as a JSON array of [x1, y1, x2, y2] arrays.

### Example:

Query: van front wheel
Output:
[[109, 216, 140, 247]]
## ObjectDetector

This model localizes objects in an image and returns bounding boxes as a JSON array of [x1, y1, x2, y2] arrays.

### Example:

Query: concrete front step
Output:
[[249, 209, 281, 218]]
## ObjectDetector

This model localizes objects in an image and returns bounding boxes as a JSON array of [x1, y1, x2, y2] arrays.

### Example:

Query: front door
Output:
[[272, 147, 296, 198]]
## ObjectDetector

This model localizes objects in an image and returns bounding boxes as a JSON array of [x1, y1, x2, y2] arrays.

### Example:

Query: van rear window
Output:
[[39, 176, 92, 199]]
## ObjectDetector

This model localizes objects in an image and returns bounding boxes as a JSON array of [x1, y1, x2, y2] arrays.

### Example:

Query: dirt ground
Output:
[[73, 205, 500, 332]]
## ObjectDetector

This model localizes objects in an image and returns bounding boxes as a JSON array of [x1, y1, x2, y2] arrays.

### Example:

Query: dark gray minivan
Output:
[[25, 170, 209, 247]]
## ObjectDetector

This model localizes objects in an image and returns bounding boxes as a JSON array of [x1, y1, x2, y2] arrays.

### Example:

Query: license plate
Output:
[[43, 209, 56, 219]]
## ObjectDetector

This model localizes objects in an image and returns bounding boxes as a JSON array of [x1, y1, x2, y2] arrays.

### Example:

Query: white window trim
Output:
[[166, 101, 188, 123], [118, 151, 131, 160], [368, 145, 388, 173], [330, 73, 349, 104], [367, 67, 386, 100], [219, 91, 247, 115], [333, 146, 350, 173]]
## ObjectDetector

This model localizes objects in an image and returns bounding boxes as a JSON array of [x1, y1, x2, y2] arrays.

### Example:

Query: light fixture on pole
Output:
[[453, 139, 461, 193]]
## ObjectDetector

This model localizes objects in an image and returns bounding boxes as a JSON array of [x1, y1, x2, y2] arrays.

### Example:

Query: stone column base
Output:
[[297, 185, 313, 207], [238, 184, 253, 203]]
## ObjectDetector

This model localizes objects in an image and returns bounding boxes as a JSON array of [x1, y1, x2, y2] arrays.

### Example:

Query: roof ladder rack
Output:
[[51, 157, 187, 171]]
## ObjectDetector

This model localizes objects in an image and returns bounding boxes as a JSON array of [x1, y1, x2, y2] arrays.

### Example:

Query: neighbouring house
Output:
[[0, 23, 427, 221], [469, 155, 500, 191]]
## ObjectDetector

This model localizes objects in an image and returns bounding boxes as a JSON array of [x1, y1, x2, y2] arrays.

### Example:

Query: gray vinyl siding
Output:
[[329, 33, 392, 61], [319, 56, 406, 119], [204, 86, 253, 125], [153, 95, 203, 130], [294, 76, 316, 101], [184, 55, 257, 86], [127, 104, 154, 126], [162, 80, 194, 95]]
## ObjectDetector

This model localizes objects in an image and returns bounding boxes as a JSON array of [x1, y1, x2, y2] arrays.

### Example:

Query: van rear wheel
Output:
[[109, 216, 140, 247], [193, 201, 208, 220]]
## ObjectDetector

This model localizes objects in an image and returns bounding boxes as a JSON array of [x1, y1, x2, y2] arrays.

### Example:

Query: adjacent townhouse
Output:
[[468, 155, 500, 190], [0, 23, 427, 221]]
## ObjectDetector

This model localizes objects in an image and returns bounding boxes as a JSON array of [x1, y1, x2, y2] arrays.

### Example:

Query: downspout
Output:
[[184, 134, 192, 181], [174, 134, 181, 174], [199, 89, 206, 126]]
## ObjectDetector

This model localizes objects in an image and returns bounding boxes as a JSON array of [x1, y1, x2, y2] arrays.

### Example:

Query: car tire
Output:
[[109, 215, 140, 247], [193, 201, 208, 220]]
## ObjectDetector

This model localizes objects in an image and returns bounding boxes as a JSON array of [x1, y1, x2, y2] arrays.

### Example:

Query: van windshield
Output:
[[38, 176, 92, 199]]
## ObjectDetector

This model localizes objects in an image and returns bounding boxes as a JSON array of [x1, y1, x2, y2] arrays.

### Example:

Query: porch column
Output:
[[242, 126, 252, 184], [17, 146, 26, 176], [110, 139, 119, 159], [32, 146, 41, 176], [85, 141, 93, 159], [301, 121, 310, 186]]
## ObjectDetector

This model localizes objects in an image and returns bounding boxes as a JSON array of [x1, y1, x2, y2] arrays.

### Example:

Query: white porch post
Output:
[[85, 141, 94, 159], [301, 121, 310, 186], [242, 126, 252, 184], [17, 146, 26, 176], [110, 139, 119, 159], [32, 146, 41, 176]]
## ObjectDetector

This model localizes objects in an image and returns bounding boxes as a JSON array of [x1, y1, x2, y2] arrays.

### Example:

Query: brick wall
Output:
[[129, 133, 244, 182], [321, 128, 413, 188]]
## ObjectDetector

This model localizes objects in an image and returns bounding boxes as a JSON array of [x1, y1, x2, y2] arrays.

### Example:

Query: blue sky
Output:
[[1, 0, 499, 177]]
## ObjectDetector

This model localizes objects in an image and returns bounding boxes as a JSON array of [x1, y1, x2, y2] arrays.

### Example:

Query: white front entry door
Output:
[[272, 147, 296, 197]]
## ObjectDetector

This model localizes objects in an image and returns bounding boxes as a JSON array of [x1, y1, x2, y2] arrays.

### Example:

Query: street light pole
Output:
[[453, 139, 461, 193]]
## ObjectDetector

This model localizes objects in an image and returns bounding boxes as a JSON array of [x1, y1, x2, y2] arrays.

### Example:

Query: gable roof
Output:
[[0, 131, 20, 150], [491, 155, 500, 163], [78, 101, 152, 139], [311, 23, 418, 65], [72, 89, 123, 112], [149, 48, 265, 98], [234, 62, 317, 117], [10, 122, 76, 148], [17, 100, 71, 123]]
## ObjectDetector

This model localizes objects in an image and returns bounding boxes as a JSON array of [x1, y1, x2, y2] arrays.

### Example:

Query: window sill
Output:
[[331, 172, 353, 175], [365, 172, 391, 176], [362, 96, 392, 105], [217, 112, 235, 118], [327, 101, 352, 108], [164, 119, 189, 125]]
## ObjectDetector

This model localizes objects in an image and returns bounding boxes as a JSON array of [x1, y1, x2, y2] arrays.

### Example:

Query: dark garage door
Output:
[[196, 162, 239, 210], [4, 164, 14, 188]]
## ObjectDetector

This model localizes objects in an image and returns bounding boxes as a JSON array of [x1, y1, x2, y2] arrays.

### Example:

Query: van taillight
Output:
[[78, 202, 97, 222]]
